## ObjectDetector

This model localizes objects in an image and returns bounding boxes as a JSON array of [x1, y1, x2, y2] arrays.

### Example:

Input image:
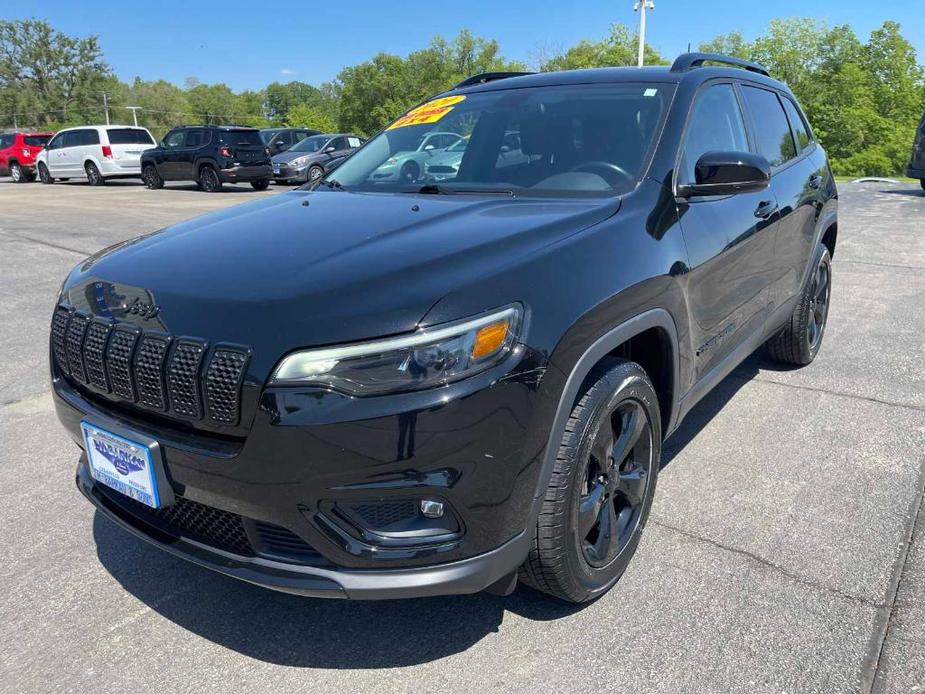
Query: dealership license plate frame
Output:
[[81, 419, 174, 509]]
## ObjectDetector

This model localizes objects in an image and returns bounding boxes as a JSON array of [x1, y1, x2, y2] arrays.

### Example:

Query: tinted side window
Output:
[[163, 130, 185, 149], [781, 98, 811, 152], [61, 132, 80, 148], [275, 130, 293, 146], [0, 134, 12, 148], [329, 137, 347, 150], [741, 86, 797, 168], [46, 134, 62, 149], [680, 83, 749, 185], [185, 129, 204, 148], [81, 129, 100, 146]]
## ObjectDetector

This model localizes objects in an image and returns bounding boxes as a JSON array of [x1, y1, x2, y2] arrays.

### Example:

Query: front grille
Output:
[[52, 306, 249, 427]]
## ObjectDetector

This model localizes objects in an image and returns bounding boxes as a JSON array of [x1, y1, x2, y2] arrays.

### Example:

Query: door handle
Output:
[[808, 174, 823, 189], [754, 201, 779, 219]]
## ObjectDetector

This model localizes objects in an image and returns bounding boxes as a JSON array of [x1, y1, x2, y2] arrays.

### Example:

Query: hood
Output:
[[65, 190, 620, 378]]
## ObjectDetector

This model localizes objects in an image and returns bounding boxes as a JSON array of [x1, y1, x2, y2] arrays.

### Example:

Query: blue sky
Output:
[[11, 0, 925, 91]]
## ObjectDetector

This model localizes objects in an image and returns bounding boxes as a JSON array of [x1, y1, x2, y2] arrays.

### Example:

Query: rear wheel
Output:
[[142, 163, 163, 190], [38, 163, 54, 184], [920, 179, 925, 191], [250, 178, 270, 191], [198, 165, 221, 192], [10, 162, 26, 182], [85, 161, 105, 186], [766, 244, 832, 365], [520, 359, 661, 603]]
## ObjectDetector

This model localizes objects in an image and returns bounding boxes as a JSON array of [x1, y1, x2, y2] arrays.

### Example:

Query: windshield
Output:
[[329, 83, 673, 196], [260, 129, 281, 144], [290, 135, 330, 153]]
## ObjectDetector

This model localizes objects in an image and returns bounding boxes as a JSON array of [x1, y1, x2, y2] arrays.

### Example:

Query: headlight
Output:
[[270, 305, 522, 396], [289, 156, 310, 168]]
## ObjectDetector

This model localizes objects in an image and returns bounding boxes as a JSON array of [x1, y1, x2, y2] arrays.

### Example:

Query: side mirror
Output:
[[275, 141, 287, 150], [678, 151, 771, 197], [423, 144, 435, 151], [324, 145, 337, 154]]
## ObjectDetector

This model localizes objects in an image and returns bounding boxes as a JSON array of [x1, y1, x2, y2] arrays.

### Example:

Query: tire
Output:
[[198, 165, 222, 192], [520, 359, 661, 603], [10, 162, 26, 183], [142, 164, 163, 190], [766, 244, 832, 366], [250, 178, 270, 191], [400, 161, 419, 183], [38, 163, 54, 184], [920, 179, 925, 191], [85, 161, 105, 186], [307, 165, 324, 183]]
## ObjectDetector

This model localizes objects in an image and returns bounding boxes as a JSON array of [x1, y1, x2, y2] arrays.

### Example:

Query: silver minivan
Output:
[[36, 125, 156, 185]]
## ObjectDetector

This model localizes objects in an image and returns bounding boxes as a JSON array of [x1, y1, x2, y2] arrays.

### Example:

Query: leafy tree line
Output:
[[1, 18, 922, 176]]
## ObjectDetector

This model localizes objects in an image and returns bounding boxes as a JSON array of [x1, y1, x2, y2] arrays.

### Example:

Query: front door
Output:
[[675, 82, 779, 383]]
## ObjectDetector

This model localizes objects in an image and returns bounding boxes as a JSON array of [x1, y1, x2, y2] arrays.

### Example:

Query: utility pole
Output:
[[101, 92, 110, 124], [125, 106, 142, 127], [633, 0, 655, 67]]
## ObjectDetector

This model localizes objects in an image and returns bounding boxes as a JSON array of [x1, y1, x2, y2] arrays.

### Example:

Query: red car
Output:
[[0, 131, 53, 182]]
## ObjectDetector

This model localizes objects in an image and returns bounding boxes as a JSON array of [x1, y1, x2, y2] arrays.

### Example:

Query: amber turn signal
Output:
[[471, 320, 510, 360]]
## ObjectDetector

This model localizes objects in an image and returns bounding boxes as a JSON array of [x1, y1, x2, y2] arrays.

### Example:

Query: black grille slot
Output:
[[134, 335, 171, 410], [206, 348, 248, 425], [167, 340, 206, 419], [107, 328, 139, 401], [103, 490, 254, 556], [351, 501, 418, 530], [66, 313, 90, 383], [254, 521, 321, 561], [84, 320, 112, 391], [51, 307, 72, 375]]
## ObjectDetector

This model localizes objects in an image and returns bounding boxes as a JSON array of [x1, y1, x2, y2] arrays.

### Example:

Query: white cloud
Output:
[[280, 68, 297, 76]]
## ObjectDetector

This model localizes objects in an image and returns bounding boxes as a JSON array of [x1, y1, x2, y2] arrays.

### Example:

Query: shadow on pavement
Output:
[[877, 187, 924, 197], [92, 351, 766, 667]]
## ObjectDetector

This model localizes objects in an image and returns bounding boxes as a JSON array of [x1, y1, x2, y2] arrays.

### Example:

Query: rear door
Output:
[[106, 127, 155, 170], [0, 134, 12, 173], [676, 81, 780, 383], [178, 128, 207, 179], [739, 86, 819, 309], [220, 129, 267, 165]]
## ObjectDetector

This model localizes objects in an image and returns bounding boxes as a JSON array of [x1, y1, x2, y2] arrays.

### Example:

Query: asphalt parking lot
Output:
[[0, 179, 923, 693]]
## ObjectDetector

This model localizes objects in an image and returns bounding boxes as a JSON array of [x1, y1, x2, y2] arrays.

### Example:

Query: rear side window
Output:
[[741, 86, 797, 168], [107, 128, 154, 145], [347, 136, 362, 148], [72, 129, 100, 146], [220, 130, 264, 147], [24, 135, 50, 147], [680, 83, 749, 185], [184, 129, 206, 148], [780, 98, 812, 152], [0, 134, 12, 148]]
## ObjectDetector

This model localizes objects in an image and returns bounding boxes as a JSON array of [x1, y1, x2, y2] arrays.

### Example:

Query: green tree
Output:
[[541, 23, 666, 71], [0, 19, 111, 128], [285, 103, 337, 132]]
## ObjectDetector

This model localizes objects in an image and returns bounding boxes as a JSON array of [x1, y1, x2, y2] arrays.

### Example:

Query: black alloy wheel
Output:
[[198, 166, 221, 192], [806, 255, 830, 350], [579, 400, 652, 568], [400, 161, 419, 184], [143, 164, 163, 190], [521, 359, 661, 603]]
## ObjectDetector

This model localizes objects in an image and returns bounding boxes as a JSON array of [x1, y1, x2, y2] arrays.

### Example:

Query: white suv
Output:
[[36, 125, 156, 185]]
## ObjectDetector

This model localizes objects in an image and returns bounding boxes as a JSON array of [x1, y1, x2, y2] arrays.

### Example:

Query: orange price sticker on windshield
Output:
[[387, 95, 466, 130]]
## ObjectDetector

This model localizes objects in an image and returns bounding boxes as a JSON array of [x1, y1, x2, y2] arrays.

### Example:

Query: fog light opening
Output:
[[420, 499, 444, 519]]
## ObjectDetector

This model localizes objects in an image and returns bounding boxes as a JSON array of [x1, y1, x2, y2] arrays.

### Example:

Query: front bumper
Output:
[[77, 461, 528, 599], [272, 163, 308, 182], [219, 164, 272, 183], [54, 341, 546, 598]]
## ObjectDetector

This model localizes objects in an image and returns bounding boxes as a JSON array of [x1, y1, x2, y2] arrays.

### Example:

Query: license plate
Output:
[[81, 421, 161, 508]]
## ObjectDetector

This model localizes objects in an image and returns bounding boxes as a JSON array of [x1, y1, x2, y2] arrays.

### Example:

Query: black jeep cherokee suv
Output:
[[52, 54, 837, 603], [141, 125, 272, 192]]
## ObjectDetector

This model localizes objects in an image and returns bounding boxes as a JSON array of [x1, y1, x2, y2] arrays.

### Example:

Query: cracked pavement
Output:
[[0, 179, 923, 693]]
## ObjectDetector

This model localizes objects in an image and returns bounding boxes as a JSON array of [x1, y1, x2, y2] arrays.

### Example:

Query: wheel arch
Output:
[[529, 308, 680, 514]]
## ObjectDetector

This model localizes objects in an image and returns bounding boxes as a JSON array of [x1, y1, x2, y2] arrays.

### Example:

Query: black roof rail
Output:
[[453, 71, 534, 89], [670, 52, 770, 77]]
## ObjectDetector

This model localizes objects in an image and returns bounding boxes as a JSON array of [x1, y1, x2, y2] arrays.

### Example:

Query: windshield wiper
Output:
[[315, 178, 343, 190]]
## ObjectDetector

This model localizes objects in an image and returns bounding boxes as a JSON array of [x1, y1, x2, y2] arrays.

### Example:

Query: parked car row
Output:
[[0, 124, 364, 192]]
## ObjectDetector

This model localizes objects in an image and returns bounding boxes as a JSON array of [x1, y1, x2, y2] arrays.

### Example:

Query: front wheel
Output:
[[85, 161, 105, 186], [38, 163, 54, 184], [250, 178, 270, 191], [520, 359, 661, 603], [766, 244, 832, 365], [307, 165, 324, 183], [198, 166, 222, 192], [142, 164, 163, 190]]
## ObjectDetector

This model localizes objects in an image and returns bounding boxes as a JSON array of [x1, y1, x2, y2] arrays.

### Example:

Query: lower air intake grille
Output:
[[351, 501, 418, 530], [254, 521, 321, 561]]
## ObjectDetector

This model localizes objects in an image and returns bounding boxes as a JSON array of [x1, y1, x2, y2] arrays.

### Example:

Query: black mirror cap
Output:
[[678, 151, 771, 197]]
